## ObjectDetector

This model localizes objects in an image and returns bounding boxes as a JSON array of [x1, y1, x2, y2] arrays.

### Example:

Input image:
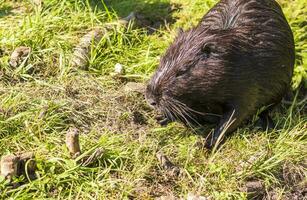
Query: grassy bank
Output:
[[0, 0, 306, 199]]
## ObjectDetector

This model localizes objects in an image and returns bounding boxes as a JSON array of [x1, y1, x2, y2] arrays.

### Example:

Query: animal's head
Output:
[[145, 28, 227, 123]]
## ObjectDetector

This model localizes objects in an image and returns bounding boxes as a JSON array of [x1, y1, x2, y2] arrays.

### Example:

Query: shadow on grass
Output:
[[0, 4, 13, 18], [92, 0, 181, 32]]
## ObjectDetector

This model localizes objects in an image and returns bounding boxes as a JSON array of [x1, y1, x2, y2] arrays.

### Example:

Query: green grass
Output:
[[0, 0, 306, 199]]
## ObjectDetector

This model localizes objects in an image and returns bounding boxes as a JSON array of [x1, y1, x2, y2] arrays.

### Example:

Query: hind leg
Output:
[[257, 110, 275, 130], [255, 104, 276, 130]]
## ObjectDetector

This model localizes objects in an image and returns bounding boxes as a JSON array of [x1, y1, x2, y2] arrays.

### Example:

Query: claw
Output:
[[154, 113, 172, 126], [158, 118, 170, 126], [155, 114, 165, 121]]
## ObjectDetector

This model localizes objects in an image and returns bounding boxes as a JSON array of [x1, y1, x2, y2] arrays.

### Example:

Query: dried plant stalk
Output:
[[0, 154, 20, 180], [71, 28, 104, 70], [71, 12, 136, 70], [156, 151, 180, 176], [9, 46, 31, 68], [66, 128, 81, 158], [187, 193, 208, 200], [81, 148, 104, 167]]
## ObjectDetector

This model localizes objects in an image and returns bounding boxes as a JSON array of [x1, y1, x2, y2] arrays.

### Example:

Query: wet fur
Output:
[[146, 0, 295, 148]]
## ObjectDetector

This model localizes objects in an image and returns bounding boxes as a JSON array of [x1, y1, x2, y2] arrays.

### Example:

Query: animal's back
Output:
[[199, 0, 295, 110]]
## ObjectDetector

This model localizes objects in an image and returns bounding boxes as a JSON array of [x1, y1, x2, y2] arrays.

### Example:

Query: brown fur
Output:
[[146, 0, 295, 148]]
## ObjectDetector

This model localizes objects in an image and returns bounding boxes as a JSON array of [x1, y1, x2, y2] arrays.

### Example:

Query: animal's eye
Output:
[[176, 68, 187, 77], [202, 43, 212, 59]]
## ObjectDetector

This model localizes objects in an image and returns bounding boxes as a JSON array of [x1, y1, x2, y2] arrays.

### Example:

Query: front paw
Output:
[[155, 115, 171, 126]]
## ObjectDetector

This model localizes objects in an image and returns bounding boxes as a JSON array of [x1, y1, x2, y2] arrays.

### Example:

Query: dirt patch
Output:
[[156, 151, 181, 177], [9, 46, 31, 68], [279, 161, 307, 200], [142, 168, 179, 199], [240, 180, 265, 199], [133, 110, 148, 125], [127, 153, 184, 199], [282, 161, 306, 186], [241, 161, 307, 200], [60, 75, 154, 135]]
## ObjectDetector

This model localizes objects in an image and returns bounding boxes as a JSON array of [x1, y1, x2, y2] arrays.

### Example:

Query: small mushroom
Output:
[[110, 63, 127, 80], [114, 63, 125, 75]]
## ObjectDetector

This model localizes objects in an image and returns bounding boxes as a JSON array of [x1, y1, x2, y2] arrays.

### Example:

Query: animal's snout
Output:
[[145, 94, 159, 109], [145, 84, 160, 108], [148, 99, 157, 107]]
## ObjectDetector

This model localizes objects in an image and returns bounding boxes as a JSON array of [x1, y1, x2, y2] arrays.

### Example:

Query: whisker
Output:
[[168, 102, 193, 128], [161, 100, 175, 122], [167, 98, 201, 132], [171, 99, 202, 126], [172, 99, 221, 117], [160, 95, 218, 134], [162, 97, 191, 128]]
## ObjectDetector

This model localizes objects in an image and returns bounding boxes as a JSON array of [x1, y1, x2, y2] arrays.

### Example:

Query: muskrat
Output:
[[146, 0, 295, 148]]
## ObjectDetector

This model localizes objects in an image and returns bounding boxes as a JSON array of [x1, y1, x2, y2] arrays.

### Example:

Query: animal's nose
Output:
[[145, 84, 159, 108]]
